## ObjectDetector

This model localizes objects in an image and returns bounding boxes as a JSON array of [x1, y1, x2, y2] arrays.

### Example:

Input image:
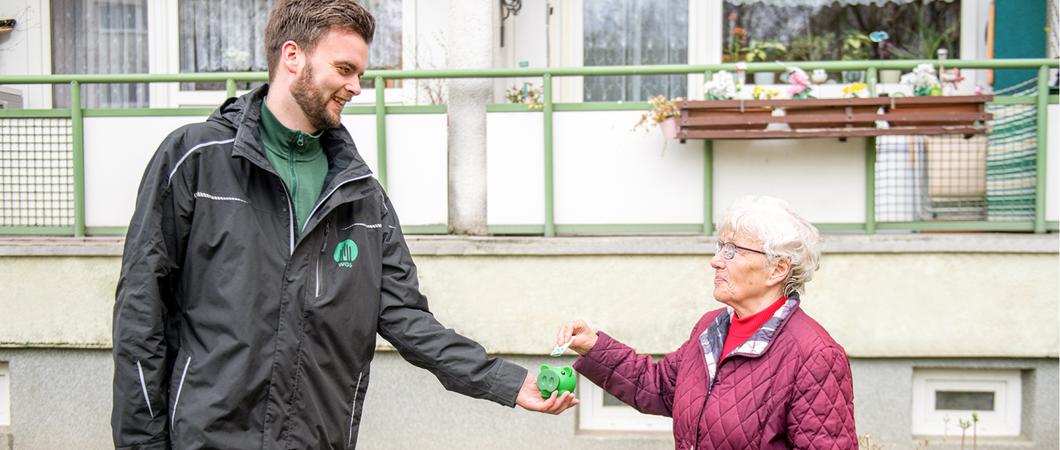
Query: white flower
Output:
[[899, 63, 940, 92], [704, 70, 738, 100]]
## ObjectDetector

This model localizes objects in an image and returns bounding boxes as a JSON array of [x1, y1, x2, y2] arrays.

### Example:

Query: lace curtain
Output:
[[51, 0, 150, 108], [179, 0, 401, 90], [583, 0, 688, 102]]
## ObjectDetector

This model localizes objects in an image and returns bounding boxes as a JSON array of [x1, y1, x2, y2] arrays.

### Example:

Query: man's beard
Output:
[[290, 63, 340, 132]]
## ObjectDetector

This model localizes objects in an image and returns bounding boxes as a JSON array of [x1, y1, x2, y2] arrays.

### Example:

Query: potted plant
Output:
[[869, 31, 902, 84], [505, 83, 544, 111], [745, 40, 786, 84], [634, 95, 683, 139], [788, 33, 835, 62], [841, 31, 872, 83], [723, 12, 748, 83]]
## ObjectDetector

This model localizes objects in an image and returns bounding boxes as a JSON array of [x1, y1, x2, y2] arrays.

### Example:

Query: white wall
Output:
[[487, 111, 867, 226], [1047, 104, 1058, 222], [82, 113, 447, 228], [83, 116, 203, 228], [0, 0, 50, 108]]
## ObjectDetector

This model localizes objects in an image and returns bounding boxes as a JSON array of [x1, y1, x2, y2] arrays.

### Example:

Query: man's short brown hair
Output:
[[264, 0, 375, 80]]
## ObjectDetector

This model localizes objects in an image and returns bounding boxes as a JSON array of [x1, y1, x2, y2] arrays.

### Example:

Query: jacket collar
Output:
[[210, 84, 373, 183], [697, 293, 801, 389]]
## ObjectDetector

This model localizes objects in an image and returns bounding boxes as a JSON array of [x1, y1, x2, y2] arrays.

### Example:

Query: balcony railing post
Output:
[[703, 139, 714, 235], [225, 78, 236, 98], [543, 74, 555, 237], [865, 136, 877, 234], [375, 76, 388, 190], [866, 66, 878, 97], [70, 81, 86, 237], [1035, 65, 1048, 233]]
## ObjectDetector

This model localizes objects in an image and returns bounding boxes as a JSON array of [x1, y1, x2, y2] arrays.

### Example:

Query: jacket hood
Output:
[[209, 84, 373, 180]]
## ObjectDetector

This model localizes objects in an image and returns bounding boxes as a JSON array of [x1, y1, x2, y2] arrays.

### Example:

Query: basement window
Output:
[[577, 375, 672, 432], [912, 369, 1021, 437]]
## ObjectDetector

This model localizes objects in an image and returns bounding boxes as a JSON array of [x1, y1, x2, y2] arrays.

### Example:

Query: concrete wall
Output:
[[2, 235, 1056, 357], [0, 349, 1054, 450]]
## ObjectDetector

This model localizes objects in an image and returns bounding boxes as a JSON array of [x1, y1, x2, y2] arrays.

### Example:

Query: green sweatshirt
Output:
[[260, 100, 329, 236]]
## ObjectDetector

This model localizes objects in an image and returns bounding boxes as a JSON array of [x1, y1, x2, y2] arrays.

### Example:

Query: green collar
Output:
[[260, 99, 324, 162]]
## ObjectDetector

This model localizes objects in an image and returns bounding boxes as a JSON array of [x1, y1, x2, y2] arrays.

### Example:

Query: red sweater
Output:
[[722, 296, 787, 357]]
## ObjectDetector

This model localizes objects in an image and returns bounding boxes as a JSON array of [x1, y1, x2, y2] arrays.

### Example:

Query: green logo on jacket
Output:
[[333, 239, 358, 268]]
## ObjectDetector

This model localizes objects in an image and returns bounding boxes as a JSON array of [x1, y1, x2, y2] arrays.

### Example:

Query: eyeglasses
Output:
[[715, 241, 767, 260]]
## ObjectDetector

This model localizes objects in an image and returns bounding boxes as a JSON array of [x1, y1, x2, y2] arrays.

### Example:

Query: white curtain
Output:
[[178, 0, 401, 90], [51, 0, 150, 108], [583, 0, 688, 102]]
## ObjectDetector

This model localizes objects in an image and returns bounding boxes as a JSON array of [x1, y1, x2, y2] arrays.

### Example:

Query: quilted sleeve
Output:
[[786, 346, 857, 449], [573, 331, 683, 417]]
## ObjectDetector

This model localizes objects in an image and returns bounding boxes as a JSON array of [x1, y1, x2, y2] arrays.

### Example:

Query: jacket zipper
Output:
[[315, 222, 329, 298]]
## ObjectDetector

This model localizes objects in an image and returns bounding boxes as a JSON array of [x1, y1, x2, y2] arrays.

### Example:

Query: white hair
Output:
[[718, 195, 821, 296]]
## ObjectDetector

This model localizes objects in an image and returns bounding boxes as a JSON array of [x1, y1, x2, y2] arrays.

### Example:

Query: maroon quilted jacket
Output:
[[574, 296, 856, 449]]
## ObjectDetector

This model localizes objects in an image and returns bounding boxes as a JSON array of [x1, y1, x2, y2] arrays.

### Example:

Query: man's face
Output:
[[290, 28, 368, 132]]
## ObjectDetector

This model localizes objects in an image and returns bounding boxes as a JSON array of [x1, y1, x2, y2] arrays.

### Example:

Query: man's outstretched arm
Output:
[[375, 192, 576, 414]]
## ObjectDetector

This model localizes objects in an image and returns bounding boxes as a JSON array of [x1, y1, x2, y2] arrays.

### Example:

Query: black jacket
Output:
[[112, 86, 527, 449]]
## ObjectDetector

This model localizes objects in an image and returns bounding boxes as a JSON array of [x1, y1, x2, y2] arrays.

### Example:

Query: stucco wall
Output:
[[0, 234, 1056, 358]]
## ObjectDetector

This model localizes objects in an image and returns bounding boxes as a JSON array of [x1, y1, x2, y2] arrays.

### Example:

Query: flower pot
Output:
[[879, 69, 902, 84], [660, 117, 678, 139], [842, 70, 865, 83], [753, 72, 776, 85]]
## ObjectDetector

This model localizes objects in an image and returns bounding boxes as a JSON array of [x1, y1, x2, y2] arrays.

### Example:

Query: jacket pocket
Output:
[[345, 370, 367, 449], [314, 220, 331, 301], [135, 360, 156, 418], [170, 354, 192, 433]]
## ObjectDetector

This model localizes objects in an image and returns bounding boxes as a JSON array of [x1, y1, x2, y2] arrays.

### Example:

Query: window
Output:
[[0, 362, 8, 426], [722, 0, 961, 64], [177, 0, 402, 92], [582, 0, 688, 101], [50, 0, 151, 108], [577, 375, 672, 432], [912, 369, 1022, 437]]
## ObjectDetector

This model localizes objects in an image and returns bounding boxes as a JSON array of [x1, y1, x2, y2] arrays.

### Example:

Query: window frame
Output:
[[547, 0, 988, 102], [147, 0, 417, 108], [576, 374, 673, 433], [911, 368, 1022, 437]]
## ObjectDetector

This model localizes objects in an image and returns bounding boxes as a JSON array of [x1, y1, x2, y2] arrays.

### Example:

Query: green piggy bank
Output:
[[537, 364, 577, 398]]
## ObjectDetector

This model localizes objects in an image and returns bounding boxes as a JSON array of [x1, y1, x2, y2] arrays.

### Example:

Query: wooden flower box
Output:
[[676, 95, 993, 140]]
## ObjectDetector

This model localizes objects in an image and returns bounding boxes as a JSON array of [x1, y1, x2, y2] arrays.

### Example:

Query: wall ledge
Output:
[[0, 233, 1056, 257]]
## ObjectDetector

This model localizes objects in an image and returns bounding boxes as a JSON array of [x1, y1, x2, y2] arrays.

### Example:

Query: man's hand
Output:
[[515, 372, 579, 414], [557, 320, 598, 355]]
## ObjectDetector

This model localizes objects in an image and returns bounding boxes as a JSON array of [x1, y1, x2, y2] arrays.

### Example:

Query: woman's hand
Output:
[[557, 320, 598, 355]]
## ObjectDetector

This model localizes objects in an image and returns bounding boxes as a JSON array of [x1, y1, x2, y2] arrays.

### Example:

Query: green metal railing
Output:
[[0, 58, 1057, 237]]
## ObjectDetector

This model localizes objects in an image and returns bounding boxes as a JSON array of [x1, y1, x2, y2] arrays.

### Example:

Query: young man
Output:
[[111, 1, 576, 448]]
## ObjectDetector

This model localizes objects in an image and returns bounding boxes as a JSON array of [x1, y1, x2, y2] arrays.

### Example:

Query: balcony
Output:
[[0, 58, 1057, 237]]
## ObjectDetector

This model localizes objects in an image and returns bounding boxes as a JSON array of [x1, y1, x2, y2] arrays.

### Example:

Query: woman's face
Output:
[[711, 229, 775, 307]]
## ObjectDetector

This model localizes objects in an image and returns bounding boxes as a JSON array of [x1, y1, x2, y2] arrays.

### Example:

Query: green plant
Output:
[[788, 33, 836, 61], [841, 31, 873, 60], [745, 40, 786, 63], [888, 15, 958, 60]]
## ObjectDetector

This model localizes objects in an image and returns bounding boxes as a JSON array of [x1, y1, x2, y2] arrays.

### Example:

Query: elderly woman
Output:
[[558, 196, 855, 449]]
